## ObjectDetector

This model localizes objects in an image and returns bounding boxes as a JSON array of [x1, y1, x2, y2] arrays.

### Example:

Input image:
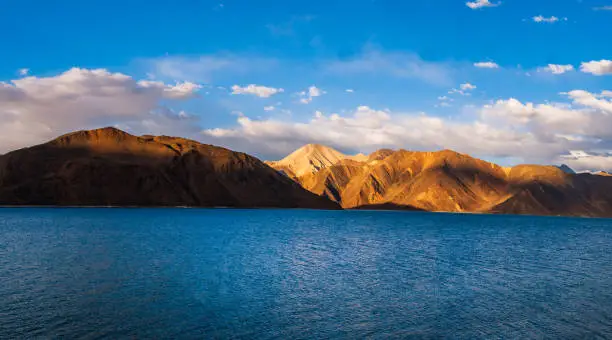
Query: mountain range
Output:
[[267, 144, 612, 218], [1, 127, 612, 218]]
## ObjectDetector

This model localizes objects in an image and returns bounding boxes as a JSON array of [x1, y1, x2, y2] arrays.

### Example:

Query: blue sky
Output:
[[1, 0, 612, 170]]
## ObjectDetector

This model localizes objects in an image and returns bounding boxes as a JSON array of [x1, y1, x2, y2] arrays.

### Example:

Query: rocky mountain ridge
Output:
[[2, 129, 612, 218], [268, 145, 612, 217]]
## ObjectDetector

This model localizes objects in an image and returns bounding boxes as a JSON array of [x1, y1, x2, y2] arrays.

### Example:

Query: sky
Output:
[[1, 0, 612, 171]]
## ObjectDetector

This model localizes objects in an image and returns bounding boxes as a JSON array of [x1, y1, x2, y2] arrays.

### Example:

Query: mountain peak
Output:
[[293, 143, 344, 156], [49, 127, 135, 146], [557, 164, 576, 174], [269, 144, 362, 177]]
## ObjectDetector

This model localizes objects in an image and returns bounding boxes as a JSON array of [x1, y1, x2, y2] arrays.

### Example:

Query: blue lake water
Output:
[[2, 208, 612, 339]]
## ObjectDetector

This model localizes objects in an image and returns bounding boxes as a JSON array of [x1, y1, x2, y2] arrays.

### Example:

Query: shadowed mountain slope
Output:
[[0, 128, 339, 209]]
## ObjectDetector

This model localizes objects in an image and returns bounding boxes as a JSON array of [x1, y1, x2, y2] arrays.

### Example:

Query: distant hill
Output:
[[556, 164, 576, 174], [269, 145, 612, 218], [0, 128, 339, 209]]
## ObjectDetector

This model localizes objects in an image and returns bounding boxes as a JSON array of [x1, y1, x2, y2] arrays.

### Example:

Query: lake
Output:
[[1, 208, 612, 338]]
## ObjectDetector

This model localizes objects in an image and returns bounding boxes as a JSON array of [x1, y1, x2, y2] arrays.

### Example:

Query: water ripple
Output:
[[2, 209, 612, 338]]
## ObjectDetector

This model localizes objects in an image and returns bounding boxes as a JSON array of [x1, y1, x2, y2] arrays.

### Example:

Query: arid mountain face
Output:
[[0, 128, 339, 209], [3, 130, 611, 217], [269, 145, 612, 217], [265, 144, 367, 179]]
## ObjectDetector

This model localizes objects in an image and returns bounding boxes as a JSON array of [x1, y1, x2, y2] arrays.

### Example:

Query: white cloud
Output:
[[148, 50, 452, 89], [474, 61, 500, 69], [580, 60, 612, 75], [537, 64, 575, 74], [298, 85, 325, 104], [7, 66, 612, 172], [325, 49, 454, 86], [532, 15, 561, 23], [481, 98, 588, 133], [201, 105, 557, 161], [201, 87, 612, 170], [449, 83, 477, 96], [436, 96, 453, 107], [460, 83, 477, 91], [594, 6, 612, 10], [138, 80, 202, 99], [479, 90, 612, 149], [345, 89, 355, 93], [231, 84, 284, 98], [566, 90, 612, 113], [558, 151, 612, 172], [146, 54, 278, 82], [466, 0, 500, 9], [18, 68, 29, 76], [0, 68, 201, 153], [264, 106, 275, 111]]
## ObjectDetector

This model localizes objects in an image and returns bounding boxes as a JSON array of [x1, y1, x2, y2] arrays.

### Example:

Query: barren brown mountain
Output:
[[0, 128, 339, 209], [265, 144, 367, 179], [269, 145, 612, 217]]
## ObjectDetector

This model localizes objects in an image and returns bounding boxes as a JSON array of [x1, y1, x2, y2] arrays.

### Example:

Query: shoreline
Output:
[[0, 205, 608, 220]]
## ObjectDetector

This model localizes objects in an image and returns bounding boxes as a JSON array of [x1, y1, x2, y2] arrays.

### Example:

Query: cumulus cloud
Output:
[[481, 98, 588, 133], [474, 61, 500, 69], [231, 84, 284, 98], [201, 87, 612, 170], [537, 64, 575, 74], [580, 60, 612, 75], [479, 90, 612, 169], [466, 0, 500, 9], [559, 151, 612, 172], [0, 68, 201, 153], [138, 80, 202, 99], [18, 68, 29, 76], [201, 105, 559, 161], [449, 83, 477, 96], [460, 83, 477, 91], [566, 90, 612, 113], [532, 15, 562, 23], [264, 106, 275, 111], [6, 67, 612, 172], [345, 89, 355, 93], [298, 86, 325, 104]]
